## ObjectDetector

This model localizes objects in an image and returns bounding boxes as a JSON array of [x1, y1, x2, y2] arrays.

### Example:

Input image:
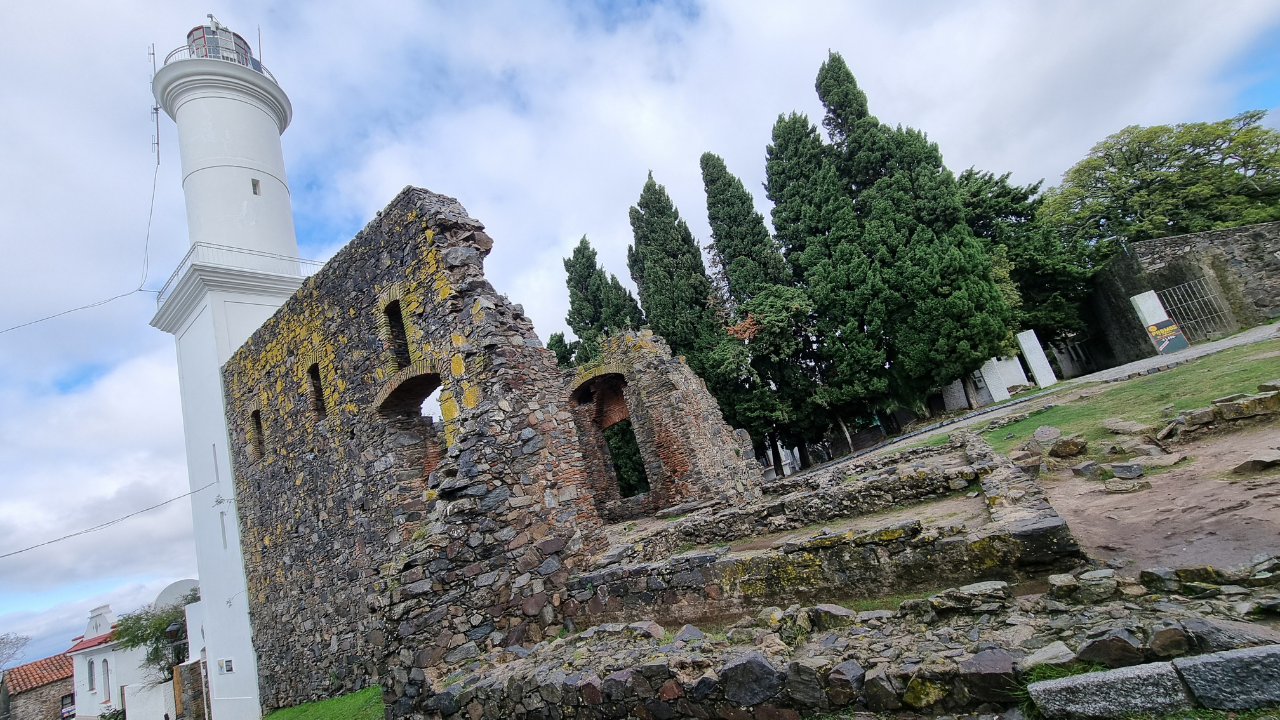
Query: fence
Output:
[[1155, 276, 1235, 343]]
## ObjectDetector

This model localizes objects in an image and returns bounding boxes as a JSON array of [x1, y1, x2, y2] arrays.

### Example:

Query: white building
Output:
[[150, 17, 316, 720], [67, 581, 196, 720]]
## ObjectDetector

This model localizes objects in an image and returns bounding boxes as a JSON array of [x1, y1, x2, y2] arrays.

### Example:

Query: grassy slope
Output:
[[262, 687, 383, 720], [983, 336, 1279, 458]]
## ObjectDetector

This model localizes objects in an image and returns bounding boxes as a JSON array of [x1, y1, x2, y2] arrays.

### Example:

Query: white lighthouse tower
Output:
[[150, 17, 314, 720]]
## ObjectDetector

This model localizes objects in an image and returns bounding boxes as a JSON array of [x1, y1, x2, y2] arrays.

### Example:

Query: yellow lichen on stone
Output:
[[462, 383, 480, 409], [451, 354, 465, 377]]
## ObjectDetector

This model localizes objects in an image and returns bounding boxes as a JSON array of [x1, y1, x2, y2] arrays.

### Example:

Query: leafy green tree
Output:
[[1040, 110, 1280, 262], [627, 173, 719, 374], [114, 589, 199, 683], [958, 169, 1094, 341], [552, 236, 644, 366]]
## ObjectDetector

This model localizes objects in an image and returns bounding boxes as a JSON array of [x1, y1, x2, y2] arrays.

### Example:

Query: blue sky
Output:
[[1, 0, 1279, 670]]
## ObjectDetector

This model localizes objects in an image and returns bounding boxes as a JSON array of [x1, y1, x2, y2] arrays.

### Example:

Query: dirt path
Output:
[[1041, 421, 1280, 576]]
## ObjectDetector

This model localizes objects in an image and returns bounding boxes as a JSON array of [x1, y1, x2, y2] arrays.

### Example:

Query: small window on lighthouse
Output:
[[250, 409, 266, 460], [307, 363, 327, 419], [251, 178, 261, 195]]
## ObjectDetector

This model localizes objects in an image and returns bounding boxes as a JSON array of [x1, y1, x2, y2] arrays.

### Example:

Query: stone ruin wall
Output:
[[1130, 220, 1280, 323], [568, 333, 763, 523], [222, 187, 766, 711]]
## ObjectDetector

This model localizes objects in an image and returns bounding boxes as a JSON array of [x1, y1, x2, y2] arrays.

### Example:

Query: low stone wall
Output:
[[389, 554, 1280, 719], [760, 439, 964, 496], [561, 434, 1080, 629]]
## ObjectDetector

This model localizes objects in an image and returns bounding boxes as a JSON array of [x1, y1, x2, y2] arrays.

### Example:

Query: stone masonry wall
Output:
[[225, 188, 608, 710], [568, 333, 763, 523], [224, 187, 775, 714], [8, 678, 72, 720], [1130, 221, 1280, 322]]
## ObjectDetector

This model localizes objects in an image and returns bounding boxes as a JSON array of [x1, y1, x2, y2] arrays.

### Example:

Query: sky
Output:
[[1, 0, 1279, 668]]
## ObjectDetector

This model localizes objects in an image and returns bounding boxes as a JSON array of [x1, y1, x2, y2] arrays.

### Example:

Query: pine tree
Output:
[[554, 236, 644, 367], [627, 173, 718, 373]]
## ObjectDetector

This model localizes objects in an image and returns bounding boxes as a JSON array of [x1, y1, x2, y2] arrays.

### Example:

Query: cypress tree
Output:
[[772, 52, 1010, 414], [700, 152, 790, 308], [764, 113, 826, 274], [626, 173, 718, 373], [553, 236, 644, 367]]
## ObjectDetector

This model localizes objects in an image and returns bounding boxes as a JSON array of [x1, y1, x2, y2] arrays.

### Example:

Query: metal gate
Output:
[[1155, 277, 1234, 343]]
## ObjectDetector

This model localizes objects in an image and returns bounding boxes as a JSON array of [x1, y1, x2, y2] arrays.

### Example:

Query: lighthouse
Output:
[[150, 17, 313, 720]]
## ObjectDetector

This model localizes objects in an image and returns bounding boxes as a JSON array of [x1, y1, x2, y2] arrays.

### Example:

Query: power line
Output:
[[0, 481, 215, 561], [0, 58, 165, 338]]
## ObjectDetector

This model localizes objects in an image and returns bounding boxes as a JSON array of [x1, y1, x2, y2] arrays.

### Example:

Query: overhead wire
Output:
[[0, 73, 165, 338], [0, 481, 215, 561]]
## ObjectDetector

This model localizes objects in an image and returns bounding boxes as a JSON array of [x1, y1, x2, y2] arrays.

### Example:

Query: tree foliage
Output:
[[627, 173, 720, 375], [603, 419, 649, 497], [0, 632, 29, 669], [957, 169, 1091, 341], [551, 236, 644, 367], [1040, 110, 1280, 262], [776, 52, 1011, 413], [113, 590, 199, 684]]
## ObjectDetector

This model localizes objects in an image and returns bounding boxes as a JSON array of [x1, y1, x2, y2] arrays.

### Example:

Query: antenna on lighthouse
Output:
[[148, 44, 160, 165]]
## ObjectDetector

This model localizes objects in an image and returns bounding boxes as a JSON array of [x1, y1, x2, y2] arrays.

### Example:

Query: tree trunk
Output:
[[836, 416, 854, 457], [962, 374, 981, 410], [769, 432, 785, 477], [798, 443, 813, 470]]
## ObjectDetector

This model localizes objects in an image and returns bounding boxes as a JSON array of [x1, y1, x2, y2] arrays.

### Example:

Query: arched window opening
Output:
[[307, 363, 327, 420], [383, 300, 411, 371], [88, 660, 95, 691], [569, 373, 653, 520], [378, 372, 445, 499], [250, 409, 266, 460], [102, 660, 110, 702], [604, 419, 648, 497]]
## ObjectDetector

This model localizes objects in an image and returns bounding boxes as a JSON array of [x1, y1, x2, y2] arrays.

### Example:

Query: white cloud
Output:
[[1, 0, 1277, 663]]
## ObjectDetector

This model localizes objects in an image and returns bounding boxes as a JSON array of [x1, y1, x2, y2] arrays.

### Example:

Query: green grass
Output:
[[262, 687, 383, 720], [985, 337, 1280, 458]]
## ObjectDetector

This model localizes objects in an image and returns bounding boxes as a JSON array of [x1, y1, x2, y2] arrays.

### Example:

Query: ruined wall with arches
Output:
[[222, 187, 763, 714]]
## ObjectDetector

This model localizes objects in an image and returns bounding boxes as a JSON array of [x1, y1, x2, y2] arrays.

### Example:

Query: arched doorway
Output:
[[568, 373, 659, 522]]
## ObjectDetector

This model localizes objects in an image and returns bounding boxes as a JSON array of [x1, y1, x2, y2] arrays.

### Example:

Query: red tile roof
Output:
[[3, 654, 73, 695], [65, 631, 115, 654]]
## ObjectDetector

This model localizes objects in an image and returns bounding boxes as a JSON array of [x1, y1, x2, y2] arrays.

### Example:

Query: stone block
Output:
[[959, 648, 1018, 702], [1071, 461, 1101, 480], [861, 664, 901, 711], [1076, 628, 1144, 668], [628, 620, 664, 639], [825, 659, 864, 706], [1215, 392, 1280, 420], [902, 676, 948, 708], [1026, 662, 1192, 719], [1174, 644, 1280, 709], [1049, 434, 1088, 458], [1018, 640, 1075, 671], [1102, 418, 1155, 435], [1138, 453, 1185, 468], [1233, 450, 1280, 474], [1131, 444, 1164, 456], [1182, 407, 1215, 426], [1034, 425, 1063, 443], [1181, 617, 1280, 653], [1259, 379, 1280, 392], [719, 651, 781, 706], [673, 624, 704, 643], [1110, 462, 1144, 479], [1047, 573, 1078, 598], [784, 660, 826, 707], [1148, 620, 1189, 658], [808, 603, 857, 630]]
